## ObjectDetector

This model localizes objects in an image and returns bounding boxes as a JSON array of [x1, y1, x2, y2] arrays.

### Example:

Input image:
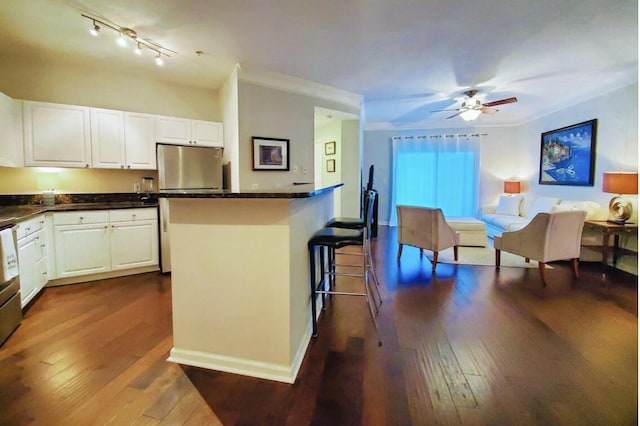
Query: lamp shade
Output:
[[602, 172, 638, 194], [504, 181, 521, 194]]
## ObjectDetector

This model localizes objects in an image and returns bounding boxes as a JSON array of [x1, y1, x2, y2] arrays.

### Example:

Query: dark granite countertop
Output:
[[157, 183, 343, 199], [0, 201, 158, 224]]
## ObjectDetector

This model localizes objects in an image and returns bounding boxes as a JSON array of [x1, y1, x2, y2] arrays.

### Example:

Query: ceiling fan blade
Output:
[[431, 108, 460, 112], [482, 97, 518, 107], [481, 107, 499, 115], [446, 111, 464, 119]]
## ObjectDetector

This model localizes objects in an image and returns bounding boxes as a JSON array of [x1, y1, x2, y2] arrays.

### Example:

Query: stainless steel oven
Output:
[[0, 218, 22, 346]]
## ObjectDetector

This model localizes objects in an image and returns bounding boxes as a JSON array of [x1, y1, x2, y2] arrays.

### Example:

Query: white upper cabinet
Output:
[[0, 92, 23, 167], [92, 108, 156, 170], [156, 115, 223, 147], [192, 120, 223, 147], [124, 112, 156, 170], [18, 99, 219, 169], [23, 101, 91, 168], [91, 108, 126, 169], [156, 116, 191, 145]]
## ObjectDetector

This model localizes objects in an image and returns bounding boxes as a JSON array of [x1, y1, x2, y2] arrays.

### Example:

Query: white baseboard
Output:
[[168, 324, 313, 384]]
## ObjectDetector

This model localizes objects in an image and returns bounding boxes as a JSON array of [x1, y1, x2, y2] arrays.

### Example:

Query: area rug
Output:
[[424, 244, 552, 269]]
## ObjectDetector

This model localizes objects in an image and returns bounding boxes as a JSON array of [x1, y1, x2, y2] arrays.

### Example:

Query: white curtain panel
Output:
[[389, 133, 483, 226]]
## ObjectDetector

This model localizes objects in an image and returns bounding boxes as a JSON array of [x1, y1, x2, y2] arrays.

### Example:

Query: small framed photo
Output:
[[324, 141, 336, 155], [252, 137, 290, 171], [539, 119, 597, 186], [326, 159, 335, 173]]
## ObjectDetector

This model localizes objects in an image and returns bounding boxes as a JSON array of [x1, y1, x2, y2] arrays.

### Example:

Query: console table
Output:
[[584, 220, 638, 267]]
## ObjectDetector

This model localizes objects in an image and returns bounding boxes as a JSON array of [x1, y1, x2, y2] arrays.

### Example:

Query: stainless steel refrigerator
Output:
[[157, 143, 223, 272]]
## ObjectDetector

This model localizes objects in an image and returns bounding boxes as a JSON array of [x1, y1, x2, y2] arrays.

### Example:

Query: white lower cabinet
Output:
[[53, 208, 158, 279], [54, 219, 111, 278], [16, 215, 49, 307], [110, 209, 159, 270]]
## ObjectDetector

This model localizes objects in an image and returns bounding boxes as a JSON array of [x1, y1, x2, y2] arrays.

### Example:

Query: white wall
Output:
[[237, 80, 360, 193], [315, 118, 342, 215], [0, 53, 220, 120], [522, 83, 638, 214]]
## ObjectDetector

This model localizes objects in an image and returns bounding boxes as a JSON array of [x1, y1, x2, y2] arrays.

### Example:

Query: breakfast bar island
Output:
[[158, 184, 340, 383]]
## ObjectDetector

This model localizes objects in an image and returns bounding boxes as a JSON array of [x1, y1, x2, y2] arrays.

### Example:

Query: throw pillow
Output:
[[495, 195, 522, 216], [526, 196, 560, 218], [558, 201, 602, 220], [550, 204, 573, 213]]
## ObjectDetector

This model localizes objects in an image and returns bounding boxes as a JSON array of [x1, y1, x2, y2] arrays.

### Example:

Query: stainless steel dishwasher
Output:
[[0, 218, 22, 346]]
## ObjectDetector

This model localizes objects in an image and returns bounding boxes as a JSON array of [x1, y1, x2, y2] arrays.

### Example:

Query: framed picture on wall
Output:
[[539, 119, 597, 186], [252, 137, 290, 171], [324, 141, 336, 155], [326, 159, 335, 173]]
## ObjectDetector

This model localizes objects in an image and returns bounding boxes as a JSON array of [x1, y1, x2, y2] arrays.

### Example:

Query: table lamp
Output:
[[504, 181, 521, 195], [602, 171, 638, 224]]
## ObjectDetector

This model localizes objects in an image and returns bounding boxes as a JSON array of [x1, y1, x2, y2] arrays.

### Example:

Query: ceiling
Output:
[[0, 0, 637, 129]]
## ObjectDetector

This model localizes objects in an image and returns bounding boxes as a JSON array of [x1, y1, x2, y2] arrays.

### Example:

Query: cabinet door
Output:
[[17, 235, 38, 307], [192, 120, 223, 147], [91, 108, 125, 169], [124, 112, 156, 170], [155, 116, 191, 145], [23, 101, 91, 168], [110, 220, 159, 270], [0, 93, 23, 167], [54, 223, 111, 278]]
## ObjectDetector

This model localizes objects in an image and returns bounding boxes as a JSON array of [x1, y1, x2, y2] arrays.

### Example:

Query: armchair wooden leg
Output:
[[453, 246, 458, 261], [432, 252, 438, 271], [397, 244, 403, 261], [571, 258, 579, 279], [538, 262, 547, 287], [495, 249, 501, 268]]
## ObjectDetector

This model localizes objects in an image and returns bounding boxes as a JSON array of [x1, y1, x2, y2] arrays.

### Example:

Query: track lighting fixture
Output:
[[81, 13, 175, 66], [89, 20, 100, 36]]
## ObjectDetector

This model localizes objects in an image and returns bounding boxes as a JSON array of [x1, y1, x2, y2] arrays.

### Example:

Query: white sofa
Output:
[[481, 194, 603, 239]]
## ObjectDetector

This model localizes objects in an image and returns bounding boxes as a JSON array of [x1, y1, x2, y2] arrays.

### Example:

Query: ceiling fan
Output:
[[433, 90, 518, 121]]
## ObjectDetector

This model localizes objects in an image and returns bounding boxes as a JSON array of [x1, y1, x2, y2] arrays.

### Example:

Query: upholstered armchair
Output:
[[396, 205, 459, 270], [494, 210, 587, 286]]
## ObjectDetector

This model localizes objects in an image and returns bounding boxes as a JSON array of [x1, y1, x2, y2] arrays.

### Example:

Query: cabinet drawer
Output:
[[53, 211, 109, 225], [16, 215, 45, 240], [109, 208, 157, 222]]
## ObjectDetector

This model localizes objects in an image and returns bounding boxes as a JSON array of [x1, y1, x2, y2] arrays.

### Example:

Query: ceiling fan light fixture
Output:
[[460, 109, 482, 121]]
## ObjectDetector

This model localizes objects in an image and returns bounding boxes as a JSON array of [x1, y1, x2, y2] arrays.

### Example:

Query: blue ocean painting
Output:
[[540, 121, 594, 185]]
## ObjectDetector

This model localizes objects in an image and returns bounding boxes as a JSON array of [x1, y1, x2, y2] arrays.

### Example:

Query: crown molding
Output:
[[237, 63, 362, 110]]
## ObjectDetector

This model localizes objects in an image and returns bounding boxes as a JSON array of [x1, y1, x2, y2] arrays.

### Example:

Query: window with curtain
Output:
[[389, 134, 481, 226]]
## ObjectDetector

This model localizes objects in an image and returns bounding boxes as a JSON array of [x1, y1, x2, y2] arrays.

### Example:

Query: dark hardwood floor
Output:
[[0, 225, 636, 425]]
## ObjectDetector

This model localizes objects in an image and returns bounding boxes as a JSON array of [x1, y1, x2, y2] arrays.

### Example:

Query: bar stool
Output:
[[326, 190, 382, 294], [307, 190, 382, 346]]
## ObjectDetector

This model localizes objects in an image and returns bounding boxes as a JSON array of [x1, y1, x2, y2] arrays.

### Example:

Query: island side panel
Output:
[[167, 194, 333, 383], [287, 192, 334, 374]]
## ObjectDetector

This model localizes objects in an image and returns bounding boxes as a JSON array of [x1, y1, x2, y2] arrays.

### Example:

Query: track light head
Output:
[[134, 42, 142, 55], [89, 20, 100, 36], [155, 53, 163, 66]]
